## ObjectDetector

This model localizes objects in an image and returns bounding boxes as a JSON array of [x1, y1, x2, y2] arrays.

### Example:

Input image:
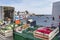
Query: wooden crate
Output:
[[0, 30, 13, 40], [33, 27, 59, 40]]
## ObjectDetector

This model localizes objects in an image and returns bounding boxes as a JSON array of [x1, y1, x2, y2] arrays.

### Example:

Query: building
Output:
[[17, 11, 31, 19], [52, 1, 60, 32], [0, 6, 14, 22]]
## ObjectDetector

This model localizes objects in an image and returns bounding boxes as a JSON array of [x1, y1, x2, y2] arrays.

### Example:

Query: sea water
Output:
[[28, 15, 53, 27]]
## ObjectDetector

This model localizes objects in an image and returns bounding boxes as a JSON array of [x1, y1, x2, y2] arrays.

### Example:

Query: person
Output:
[[7, 18, 11, 24], [4, 17, 11, 25], [53, 17, 55, 20], [51, 17, 55, 27]]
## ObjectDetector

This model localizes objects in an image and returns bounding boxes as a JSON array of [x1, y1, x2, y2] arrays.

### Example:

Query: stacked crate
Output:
[[33, 27, 59, 40], [0, 30, 13, 40]]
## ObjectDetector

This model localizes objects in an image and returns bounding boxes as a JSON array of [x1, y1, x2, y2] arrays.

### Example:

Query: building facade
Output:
[[52, 1, 60, 33]]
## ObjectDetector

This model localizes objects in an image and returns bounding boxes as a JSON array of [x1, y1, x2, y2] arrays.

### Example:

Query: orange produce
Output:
[[15, 20, 21, 24], [22, 24, 29, 29]]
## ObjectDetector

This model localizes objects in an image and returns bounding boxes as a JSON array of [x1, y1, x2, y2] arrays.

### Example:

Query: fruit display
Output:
[[1, 24, 14, 30], [22, 24, 29, 29], [0, 24, 14, 37], [0, 29, 13, 37], [14, 24, 29, 33], [0, 20, 3, 25], [15, 20, 21, 24], [14, 27, 23, 33], [5, 26, 12, 30], [33, 27, 59, 40]]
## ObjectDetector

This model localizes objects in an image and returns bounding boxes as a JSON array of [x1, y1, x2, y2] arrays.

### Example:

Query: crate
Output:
[[0, 30, 13, 40], [33, 27, 59, 40]]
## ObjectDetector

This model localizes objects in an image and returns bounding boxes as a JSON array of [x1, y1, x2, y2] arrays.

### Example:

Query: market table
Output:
[[13, 26, 60, 40], [13, 32, 60, 40]]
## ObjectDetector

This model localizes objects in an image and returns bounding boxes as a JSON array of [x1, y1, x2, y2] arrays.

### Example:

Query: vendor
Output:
[[4, 17, 11, 25]]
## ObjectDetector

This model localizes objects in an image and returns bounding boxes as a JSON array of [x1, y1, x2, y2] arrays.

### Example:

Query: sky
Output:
[[0, 0, 60, 15]]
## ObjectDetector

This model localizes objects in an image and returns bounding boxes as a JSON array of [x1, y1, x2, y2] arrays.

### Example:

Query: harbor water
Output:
[[20, 15, 54, 27]]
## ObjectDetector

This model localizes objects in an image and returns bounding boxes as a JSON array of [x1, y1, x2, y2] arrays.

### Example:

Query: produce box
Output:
[[13, 29, 59, 40], [0, 30, 13, 40], [33, 27, 59, 40], [0, 24, 14, 40], [0, 30, 13, 37], [0, 24, 14, 39]]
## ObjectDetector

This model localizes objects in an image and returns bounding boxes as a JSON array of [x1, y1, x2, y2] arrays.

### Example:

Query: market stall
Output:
[[0, 20, 15, 40], [13, 26, 59, 40]]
